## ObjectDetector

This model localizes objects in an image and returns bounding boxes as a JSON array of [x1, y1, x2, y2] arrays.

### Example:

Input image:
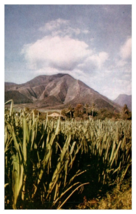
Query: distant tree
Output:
[[74, 104, 84, 118], [121, 104, 131, 120], [68, 105, 72, 111], [62, 107, 74, 119], [66, 105, 74, 118], [84, 103, 89, 114], [96, 108, 115, 120], [83, 113, 89, 120], [61, 109, 67, 117]]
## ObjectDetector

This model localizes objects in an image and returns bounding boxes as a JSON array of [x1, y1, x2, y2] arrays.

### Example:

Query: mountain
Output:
[[5, 73, 121, 111], [5, 90, 32, 104], [113, 94, 132, 111]]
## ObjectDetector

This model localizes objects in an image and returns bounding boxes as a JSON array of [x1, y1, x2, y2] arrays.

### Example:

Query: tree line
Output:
[[61, 103, 131, 120]]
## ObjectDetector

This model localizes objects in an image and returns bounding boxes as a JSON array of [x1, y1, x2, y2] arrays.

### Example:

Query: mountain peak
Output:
[[5, 73, 121, 111], [114, 94, 132, 110]]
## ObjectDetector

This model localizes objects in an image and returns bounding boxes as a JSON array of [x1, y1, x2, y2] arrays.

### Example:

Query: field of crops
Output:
[[4, 101, 132, 209]]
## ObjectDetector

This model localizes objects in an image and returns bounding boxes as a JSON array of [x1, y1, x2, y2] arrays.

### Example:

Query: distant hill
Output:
[[5, 90, 32, 104], [113, 94, 132, 111], [5, 73, 121, 111]]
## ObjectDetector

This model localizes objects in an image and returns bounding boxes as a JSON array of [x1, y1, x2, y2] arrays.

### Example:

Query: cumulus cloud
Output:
[[21, 33, 110, 75], [86, 52, 109, 69], [21, 19, 109, 83], [78, 51, 109, 71], [21, 36, 91, 71], [119, 37, 131, 59]]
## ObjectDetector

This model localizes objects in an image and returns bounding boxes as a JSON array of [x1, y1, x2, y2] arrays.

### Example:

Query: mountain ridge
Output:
[[113, 94, 132, 111], [5, 73, 121, 111]]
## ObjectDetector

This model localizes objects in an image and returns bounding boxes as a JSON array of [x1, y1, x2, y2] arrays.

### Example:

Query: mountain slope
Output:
[[5, 73, 121, 111], [5, 90, 32, 104], [114, 94, 132, 111]]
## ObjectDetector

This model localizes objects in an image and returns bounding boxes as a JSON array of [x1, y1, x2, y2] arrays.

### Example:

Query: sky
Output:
[[5, 4, 132, 100]]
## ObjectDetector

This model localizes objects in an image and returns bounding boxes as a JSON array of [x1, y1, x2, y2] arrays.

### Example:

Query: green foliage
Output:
[[5, 101, 132, 209]]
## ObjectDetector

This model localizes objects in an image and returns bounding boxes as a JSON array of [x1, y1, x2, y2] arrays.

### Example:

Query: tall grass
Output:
[[4, 102, 131, 209]]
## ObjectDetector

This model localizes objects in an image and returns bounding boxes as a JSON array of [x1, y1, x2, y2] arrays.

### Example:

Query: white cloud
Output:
[[120, 37, 132, 59], [78, 51, 109, 71], [21, 36, 91, 71], [65, 26, 81, 35], [39, 19, 89, 37], [21, 33, 110, 75], [87, 52, 109, 69], [39, 18, 69, 32]]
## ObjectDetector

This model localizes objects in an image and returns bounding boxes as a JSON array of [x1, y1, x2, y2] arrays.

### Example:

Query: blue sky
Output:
[[5, 4, 132, 100]]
